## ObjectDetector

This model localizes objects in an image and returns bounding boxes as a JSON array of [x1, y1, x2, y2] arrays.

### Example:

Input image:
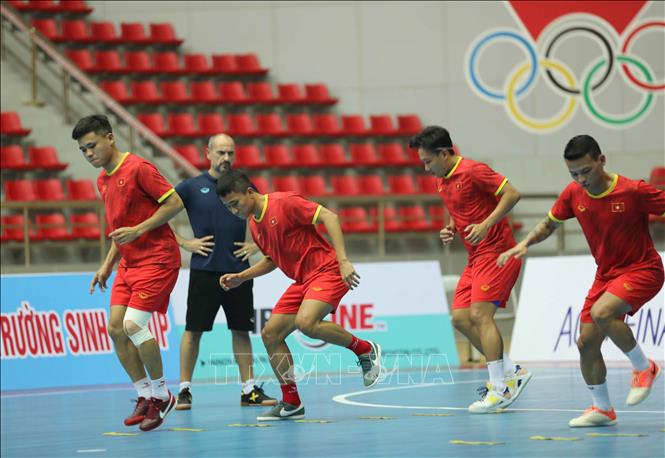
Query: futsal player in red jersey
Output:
[[216, 170, 382, 421], [410, 126, 532, 413], [499, 134, 664, 427], [72, 115, 185, 431]]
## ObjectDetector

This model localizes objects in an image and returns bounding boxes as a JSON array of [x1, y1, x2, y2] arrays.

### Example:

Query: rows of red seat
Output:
[[1, 213, 101, 242], [7, 0, 92, 15], [1, 145, 68, 171], [3, 178, 97, 201], [1, 111, 32, 137], [31, 19, 182, 45], [137, 112, 421, 139], [100, 80, 337, 106]]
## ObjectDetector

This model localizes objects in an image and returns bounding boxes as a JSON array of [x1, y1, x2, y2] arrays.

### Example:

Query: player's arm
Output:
[[173, 230, 214, 257], [317, 205, 360, 290], [497, 216, 561, 267], [219, 256, 276, 291], [90, 241, 120, 294], [465, 181, 521, 245], [110, 191, 185, 244], [440, 205, 455, 245]]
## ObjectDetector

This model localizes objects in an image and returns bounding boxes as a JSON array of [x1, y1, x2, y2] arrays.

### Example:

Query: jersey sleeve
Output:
[[473, 162, 509, 196], [637, 180, 665, 215], [283, 194, 322, 226], [174, 179, 190, 207], [548, 184, 575, 223], [138, 160, 175, 203]]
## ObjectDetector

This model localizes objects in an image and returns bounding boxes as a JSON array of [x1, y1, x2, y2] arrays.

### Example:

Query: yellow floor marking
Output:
[[530, 436, 581, 441]]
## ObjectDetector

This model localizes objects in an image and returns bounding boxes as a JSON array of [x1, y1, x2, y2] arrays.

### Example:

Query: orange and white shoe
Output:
[[568, 406, 617, 427], [626, 359, 661, 406]]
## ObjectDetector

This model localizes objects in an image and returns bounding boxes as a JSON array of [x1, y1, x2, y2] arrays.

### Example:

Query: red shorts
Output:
[[452, 254, 522, 310], [581, 264, 664, 323], [272, 270, 349, 315], [110, 265, 179, 314]]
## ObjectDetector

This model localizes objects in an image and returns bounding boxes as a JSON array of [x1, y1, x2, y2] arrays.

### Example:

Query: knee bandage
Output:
[[123, 308, 154, 347]]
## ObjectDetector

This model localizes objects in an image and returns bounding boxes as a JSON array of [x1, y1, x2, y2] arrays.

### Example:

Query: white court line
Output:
[[332, 374, 665, 415], [76, 450, 106, 453]]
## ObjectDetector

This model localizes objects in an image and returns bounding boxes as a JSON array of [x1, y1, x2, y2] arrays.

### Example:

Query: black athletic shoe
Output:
[[176, 387, 192, 411], [241, 383, 278, 406]]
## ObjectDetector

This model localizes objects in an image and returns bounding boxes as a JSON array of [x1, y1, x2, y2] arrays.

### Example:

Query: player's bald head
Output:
[[208, 133, 235, 151]]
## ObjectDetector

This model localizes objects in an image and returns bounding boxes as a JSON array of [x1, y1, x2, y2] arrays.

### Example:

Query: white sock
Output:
[[587, 382, 612, 411], [503, 353, 517, 376], [133, 377, 151, 399], [242, 379, 255, 395], [151, 376, 169, 401], [179, 381, 192, 393], [624, 344, 650, 371], [487, 359, 506, 392]]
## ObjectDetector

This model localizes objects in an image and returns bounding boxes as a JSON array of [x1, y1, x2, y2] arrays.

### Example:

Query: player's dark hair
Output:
[[564, 135, 602, 161], [71, 115, 113, 140], [216, 169, 253, 197], [409, 126, 453, 153]]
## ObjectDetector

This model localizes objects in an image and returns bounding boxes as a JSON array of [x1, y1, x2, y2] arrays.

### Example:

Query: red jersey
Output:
[[249, 192, 339, 283], [98, 152, 180, 268], [549, 174, 665, 279], [436, 157, 516, 259]]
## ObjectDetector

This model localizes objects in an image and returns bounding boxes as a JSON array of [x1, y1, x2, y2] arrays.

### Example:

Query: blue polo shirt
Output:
[[175, 172, 249, 273]]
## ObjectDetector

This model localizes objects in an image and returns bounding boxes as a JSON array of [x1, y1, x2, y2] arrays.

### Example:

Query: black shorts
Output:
[[186, 269, 255, 332]]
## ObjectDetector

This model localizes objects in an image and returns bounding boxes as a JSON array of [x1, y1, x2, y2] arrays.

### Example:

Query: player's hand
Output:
[[90, 264, 112, 294], [439, 224, 456, 246], [497, 243, 528, 267], [339, 259, 360, 290], [233, 242, 259, 261], [219, 273, 244, 291], [183, 235, 215, 256], [464, 222, 489, 245], [109, 226, 142, 245]]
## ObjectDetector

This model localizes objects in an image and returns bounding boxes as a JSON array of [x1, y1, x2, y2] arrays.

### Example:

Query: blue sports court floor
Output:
[[1, 366, 663, 457]]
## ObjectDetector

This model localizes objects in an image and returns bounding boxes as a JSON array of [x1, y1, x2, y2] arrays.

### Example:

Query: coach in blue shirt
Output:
[[173, 133, 276, 410]]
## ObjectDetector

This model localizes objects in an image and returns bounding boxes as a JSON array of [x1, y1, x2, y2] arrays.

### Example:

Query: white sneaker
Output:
[[503, 365, 532, 407], [568, 406, 617, 427], [358, 341, 382, 388], [468, 385, 511, 414]]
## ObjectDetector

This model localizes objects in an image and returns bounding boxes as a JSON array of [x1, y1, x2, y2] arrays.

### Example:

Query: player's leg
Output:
[[451, 308, 484, 354], [569, 321, 617, 427], [222, 279, 276, 406], [176, 330, 201, 410]]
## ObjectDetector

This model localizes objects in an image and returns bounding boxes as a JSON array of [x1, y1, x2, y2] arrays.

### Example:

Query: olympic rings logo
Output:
[[465, 19, 664, 132]]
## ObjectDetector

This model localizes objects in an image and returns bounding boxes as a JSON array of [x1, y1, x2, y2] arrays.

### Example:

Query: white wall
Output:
[[88, 0, 664, 192]]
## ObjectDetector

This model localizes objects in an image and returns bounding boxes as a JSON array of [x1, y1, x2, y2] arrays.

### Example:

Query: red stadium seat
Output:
[[291, 144, 321, 168], [65, 49, 94, 72], [304, 84, 337, 105], [378, 143, 410, 167], [320, 144, 348, 167], [370, 206, 402, 232], [160, 80, 189, 104], [189, 80, 218, 104], [300, 176, 328, 196], [149, 23, 183, 46], [166, 113, 198, 138], [339, 207, 376, 233], [313, 114, 342, 137], [35, 179, 65, 200], [90, 21, 119, 44], [277, 84, 306, 104], [388, 175, 418, 194], [1, 145, 28, 170], [286, 114, 314, 136], [93, 50, 123, 74], [211, 54, 239, 74], [397, 114, 422, 135], [131, 80, 161, 104], [406, 146, 421, 165], [350, 144, 380, 166], [124, 51, 153, 74], [341, 115, 368, 136], [256, 113, 287, 137], [1, 215, 30, 242], [120, 22, 150, 44], [197, 113, 225, 136], [174, 144, 208, 170], [153, 51, 183, 75], [400, 206, 430, 232], [247, 82, 278, 104], [99, 80, 131, 104], [264, 145, 292, 168], [25, 0, 58, 12], [28, 146, 68, 171], [183, 54, 212, 74], [272, 176, 301, 193], [331, 175, 360, 196], [35, 213, 70, 241], [416, 175, 438, 194], [3, 179, 38, 201], [249, 176, 271, 193], [137, 113, 167, 136], [237, 53, 268, 75], [358, 175, 385, 195], [1, 112, 32, 137], [226, 113, 257, 137], [58, 0, 93, 14], [31, 18, 58, 40], [71, 212, 101, 240], [234, 145, 263, 169], [219, 82, 250, 104], [57, 19, 90, 43], [66, 179, 97, 200], [369, 114, 397, 136], [428, 205, 446, 229]]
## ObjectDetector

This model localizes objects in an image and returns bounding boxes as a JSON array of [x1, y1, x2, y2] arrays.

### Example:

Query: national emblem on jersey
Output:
[[269, 217, 278, 226], [611, 202, 625, 213], [117, 178, 126, 187]]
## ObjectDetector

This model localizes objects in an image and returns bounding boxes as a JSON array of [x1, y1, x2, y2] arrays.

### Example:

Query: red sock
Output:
[[280, 383, 301, 406], [347, 335, 371, 356]]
